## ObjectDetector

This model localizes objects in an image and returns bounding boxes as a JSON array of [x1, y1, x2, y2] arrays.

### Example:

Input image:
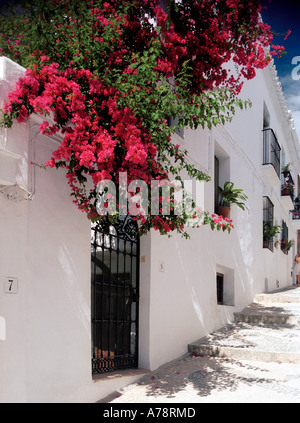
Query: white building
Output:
[[0, 56, 299, 403]]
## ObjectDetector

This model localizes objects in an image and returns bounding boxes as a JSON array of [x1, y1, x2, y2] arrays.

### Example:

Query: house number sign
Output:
[[3, 277, 18, 294]]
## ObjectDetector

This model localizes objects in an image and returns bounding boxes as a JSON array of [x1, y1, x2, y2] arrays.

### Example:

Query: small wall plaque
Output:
[[3, 277, 18, 294]]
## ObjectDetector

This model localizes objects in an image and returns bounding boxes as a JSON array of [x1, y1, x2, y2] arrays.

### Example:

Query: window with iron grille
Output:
[[281, 220, 288, 253], [166, 115, 184, 138], [262, 128, 281, 178], [263, 196, 274, 252], [91, 216, 139, 375], [214, 156, 220, 213], [216, 273, 224, 305]]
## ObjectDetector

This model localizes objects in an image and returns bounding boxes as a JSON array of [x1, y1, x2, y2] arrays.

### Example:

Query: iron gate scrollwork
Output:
[[91, 215, 139, 374]]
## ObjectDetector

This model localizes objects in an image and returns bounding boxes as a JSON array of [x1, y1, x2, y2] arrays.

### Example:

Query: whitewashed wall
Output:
[[1, 56, 299, 401], [140, 61, 300, 371], [0, 58, 144, 403]]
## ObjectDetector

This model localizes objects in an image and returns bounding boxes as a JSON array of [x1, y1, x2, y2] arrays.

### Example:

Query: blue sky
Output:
[[262, 0, 300, 139]]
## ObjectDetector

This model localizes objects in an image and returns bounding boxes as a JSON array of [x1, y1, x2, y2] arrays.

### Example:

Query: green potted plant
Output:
[[263, 221, 281, 248], [282, 163, 291, 178], [275, 239, 295, 254], [281, 182, 294, 198], [281, 239, 295, 254], [217, 181, 248, 218]]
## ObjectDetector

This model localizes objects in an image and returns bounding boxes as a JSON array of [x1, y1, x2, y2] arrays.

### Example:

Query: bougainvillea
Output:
[[0, 0, 281, 237]]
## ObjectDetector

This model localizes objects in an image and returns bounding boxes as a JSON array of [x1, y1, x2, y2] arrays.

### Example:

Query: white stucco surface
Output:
[[0, 56, 299, 402]]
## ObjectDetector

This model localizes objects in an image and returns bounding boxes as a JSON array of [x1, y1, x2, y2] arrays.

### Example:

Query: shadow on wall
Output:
[[234, 207, 255, 297], [174, 237, 205, 328], [58, 243, 90, 335]]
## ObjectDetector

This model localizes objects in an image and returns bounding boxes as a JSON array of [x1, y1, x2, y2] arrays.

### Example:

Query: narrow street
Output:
[[103, 286, 300, 403]]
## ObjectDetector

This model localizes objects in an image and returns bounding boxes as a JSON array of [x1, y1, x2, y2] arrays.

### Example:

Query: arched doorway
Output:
[[91, 216, 139, 374]]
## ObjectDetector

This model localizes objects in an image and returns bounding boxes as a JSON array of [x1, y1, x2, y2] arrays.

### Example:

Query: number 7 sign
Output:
[[3, 277, 18, 294]]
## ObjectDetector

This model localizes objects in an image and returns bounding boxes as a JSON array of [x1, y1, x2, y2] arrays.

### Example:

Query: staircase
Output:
[[188, 286, 300, 364]]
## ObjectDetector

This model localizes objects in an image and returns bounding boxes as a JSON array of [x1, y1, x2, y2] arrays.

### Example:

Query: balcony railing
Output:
[[263, 128, 281, 178], [291, 198, 300, 220], [281, 171, 295, 201]]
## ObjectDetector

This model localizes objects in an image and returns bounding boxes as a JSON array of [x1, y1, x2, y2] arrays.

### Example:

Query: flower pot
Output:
[[281, 188, 290, 196], [282, 171, 289, 178], [217, 206, 230, 218]]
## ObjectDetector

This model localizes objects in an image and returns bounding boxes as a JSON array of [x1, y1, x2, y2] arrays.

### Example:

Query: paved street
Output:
[[103, 286, 300, 403]]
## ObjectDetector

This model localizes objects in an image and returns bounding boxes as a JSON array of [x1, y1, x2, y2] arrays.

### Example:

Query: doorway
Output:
[[91, 216, 139, 374]]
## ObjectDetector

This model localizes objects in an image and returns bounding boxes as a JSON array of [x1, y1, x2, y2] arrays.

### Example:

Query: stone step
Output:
[[255, 294, 300, 304], [254, 286, 300, 304], [234, 312, 300, 325], [188, 322, 300, 364], [234, 302, 300, 325], [188, 286, 300, 364], [188, 342, 300, 364]]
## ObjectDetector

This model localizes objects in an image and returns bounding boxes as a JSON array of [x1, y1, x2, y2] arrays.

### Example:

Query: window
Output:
[[263, 103, 270, 129], [281, 220, 288, 254], [263, 103, 281, 177], [263, 196, 274, 251], [214, 156, 220, 213], [262, 128, 281, 177], [214, 143, 230, 213], [166, 115, 184, 139], [216, 273, 224, 305], [281, 147, 286, 172], [216, 265, 234, 306]]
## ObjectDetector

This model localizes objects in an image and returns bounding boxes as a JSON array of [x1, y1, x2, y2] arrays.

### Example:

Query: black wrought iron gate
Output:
[[91, 216, 139, 374]]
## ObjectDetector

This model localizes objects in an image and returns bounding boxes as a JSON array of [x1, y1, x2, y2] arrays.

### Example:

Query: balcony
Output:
[[291, 198, 300, 229], [281, 171, 295, 211], [262, 128, 281, 179]]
